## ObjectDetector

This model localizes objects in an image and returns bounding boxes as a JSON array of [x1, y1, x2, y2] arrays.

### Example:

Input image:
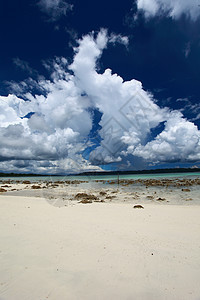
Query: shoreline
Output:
[[1, 177, 200, 206]]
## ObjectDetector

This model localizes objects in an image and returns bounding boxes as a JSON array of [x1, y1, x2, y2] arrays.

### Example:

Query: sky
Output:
[[0, 0, 200, 174]]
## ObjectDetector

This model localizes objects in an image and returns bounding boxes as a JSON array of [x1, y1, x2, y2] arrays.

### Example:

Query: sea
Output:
[[0, 172, 200, 183]]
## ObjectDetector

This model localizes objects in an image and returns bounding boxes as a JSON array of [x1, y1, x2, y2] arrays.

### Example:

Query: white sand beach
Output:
[[0, 192, 200, 300]]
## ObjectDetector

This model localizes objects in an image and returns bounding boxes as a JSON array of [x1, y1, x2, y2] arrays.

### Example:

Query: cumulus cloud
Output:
[[0, 62, 95, 173], [133, 111, 200, 162], [0, 29, 200, 173], [69, 29, 200, 165], [69, 29, 168, 164], [0, 156, 102, 175], [37, 0, 73, 21], [137, 0, 200, 20]]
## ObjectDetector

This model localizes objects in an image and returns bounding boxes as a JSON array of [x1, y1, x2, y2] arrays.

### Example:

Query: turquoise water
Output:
[[0, 172, 200, 182]]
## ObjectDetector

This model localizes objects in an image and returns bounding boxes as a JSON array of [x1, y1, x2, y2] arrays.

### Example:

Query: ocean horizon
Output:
[[1, 172, 200, 182]]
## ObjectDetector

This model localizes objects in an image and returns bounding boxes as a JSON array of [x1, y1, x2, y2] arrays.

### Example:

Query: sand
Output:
[[0, 194, 200, 300]]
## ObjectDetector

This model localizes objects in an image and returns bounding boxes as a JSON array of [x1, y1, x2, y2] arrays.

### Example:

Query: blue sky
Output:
[[0, 0, 200, 174]]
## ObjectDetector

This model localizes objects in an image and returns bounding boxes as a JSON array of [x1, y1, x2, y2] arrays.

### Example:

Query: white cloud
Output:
[[1, 29, 200, 173], [109, 33, 129, 46], [38, 0, 73, 21], [133, 111, 200, 162], [0, 63, 94, 173], [191, 113, 200, 122], [70, 29, 168, 164], [137, 0, 200, 20], [70, 29, 200, 166], [0, 157, 102, 175]]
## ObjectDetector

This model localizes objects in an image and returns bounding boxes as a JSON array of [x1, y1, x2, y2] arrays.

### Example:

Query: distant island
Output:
[[0, 168, 200, 177], [74, 168, 200, 176]]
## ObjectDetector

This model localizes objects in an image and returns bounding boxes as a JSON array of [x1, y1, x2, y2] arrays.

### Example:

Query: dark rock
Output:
[[157, 197, 166, 201], [75, 193, 98, 201], [79, 199, 93, 204], [31, 185, 41, 189], [105, 195, 116, 199], [146, 195, 154, 199], [133, 205, 144, 209], [182, 188, 190, 192], [99, 191, 107, 196]]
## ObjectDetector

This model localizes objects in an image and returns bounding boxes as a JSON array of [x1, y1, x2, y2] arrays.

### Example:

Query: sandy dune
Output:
[[0, 195, 200, 300]]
